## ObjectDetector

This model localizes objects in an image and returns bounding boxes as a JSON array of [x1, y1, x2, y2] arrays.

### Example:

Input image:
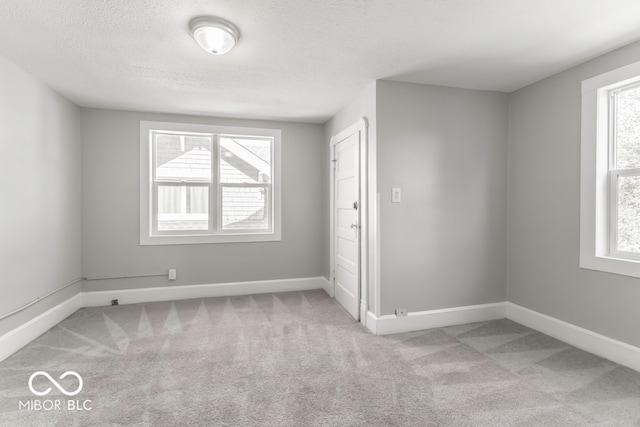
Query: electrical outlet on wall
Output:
[[168, 269, 177, 280], [395, 308, 408, 317], [392, 188, 401, 203]]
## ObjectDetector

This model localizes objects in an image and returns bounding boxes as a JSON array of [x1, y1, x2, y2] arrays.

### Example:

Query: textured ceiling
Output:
[[2, 0, 640, 123]]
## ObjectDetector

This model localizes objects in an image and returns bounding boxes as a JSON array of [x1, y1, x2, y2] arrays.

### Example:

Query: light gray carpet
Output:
[[1, 290, 639, 426]]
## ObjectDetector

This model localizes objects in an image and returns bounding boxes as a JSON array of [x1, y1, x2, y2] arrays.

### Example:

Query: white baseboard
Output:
[[0, 294, 82, 363], [321, 276, 333, 298], [366, 311, 378, 334], [0, 277, 326, 362], [366, 302, 507, 336], [506, 302, 640, 373], [4, 286, 639, 375], [81, 276, 327, 307], [359, 299, 367, 327]]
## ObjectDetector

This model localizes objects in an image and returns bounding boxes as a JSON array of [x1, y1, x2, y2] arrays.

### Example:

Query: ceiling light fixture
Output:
[[189, 16, 240, 56]]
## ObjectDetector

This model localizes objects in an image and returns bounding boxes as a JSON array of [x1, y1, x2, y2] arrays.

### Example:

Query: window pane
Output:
[[158, 186, 181, 214], [155, 133, 212, 180], [157, 185, 209, 231], [615, 85, 640, 169], [222, 186, 269, 230], [617, 175, 640, 253], [220, 137, 271, 184], [187, 186, 208, 214]]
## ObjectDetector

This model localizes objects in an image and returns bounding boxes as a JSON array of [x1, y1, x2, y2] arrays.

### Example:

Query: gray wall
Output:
[[508, 40, 640, 347], [324, 82, 378, 311], [81, 108, 325, 292], [0, 54, 81, 335], [324, 82, 377, 149], [377, 80, 509, 315]]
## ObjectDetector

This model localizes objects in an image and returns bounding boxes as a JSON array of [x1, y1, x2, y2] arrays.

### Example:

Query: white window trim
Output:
[[580, 60, 640, 278], [140, 121, 281, 245]]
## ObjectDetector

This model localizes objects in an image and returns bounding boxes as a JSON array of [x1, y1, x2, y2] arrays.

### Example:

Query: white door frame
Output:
[[330, 118, 368, 324]]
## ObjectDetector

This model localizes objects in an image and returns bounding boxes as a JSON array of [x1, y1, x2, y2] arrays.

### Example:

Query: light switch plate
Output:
[[168, 269, 177, 280], [392, 187, 401, 203]]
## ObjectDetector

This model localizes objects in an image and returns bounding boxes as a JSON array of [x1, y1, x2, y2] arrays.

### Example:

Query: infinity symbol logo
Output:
[[28, 371, 83, 397]]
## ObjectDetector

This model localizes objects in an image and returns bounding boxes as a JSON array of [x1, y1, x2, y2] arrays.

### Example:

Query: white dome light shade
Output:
[[189, 17, 240, 56]]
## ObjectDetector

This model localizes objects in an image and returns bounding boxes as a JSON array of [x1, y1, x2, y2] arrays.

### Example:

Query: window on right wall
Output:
[[581, 61, 640, 278], [608, 84, 640, 259]]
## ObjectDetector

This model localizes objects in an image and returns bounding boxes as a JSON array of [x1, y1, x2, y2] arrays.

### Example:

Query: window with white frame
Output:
[[581, 61, 640, 278], [140, 121, 281, 245]]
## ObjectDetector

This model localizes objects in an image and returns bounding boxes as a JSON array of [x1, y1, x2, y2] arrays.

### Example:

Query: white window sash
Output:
[[218, 183, 272, 234], [151, 131, 215, 236], [606, 82, 640, 260], [216, 134, 274, 234], [152, 182, 214, 236], [609, 169, 640, 260]]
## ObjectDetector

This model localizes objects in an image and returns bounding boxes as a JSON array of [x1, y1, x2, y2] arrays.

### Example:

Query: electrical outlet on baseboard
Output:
[[395, 308, 408, 317]]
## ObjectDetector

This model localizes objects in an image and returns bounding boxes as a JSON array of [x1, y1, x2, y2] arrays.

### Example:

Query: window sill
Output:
[[580, 254, 640, 279], [140, 231, 281, 246]]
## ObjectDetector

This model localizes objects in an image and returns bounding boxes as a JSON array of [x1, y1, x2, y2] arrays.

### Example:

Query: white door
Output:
[[333, 132, 360, 320]]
